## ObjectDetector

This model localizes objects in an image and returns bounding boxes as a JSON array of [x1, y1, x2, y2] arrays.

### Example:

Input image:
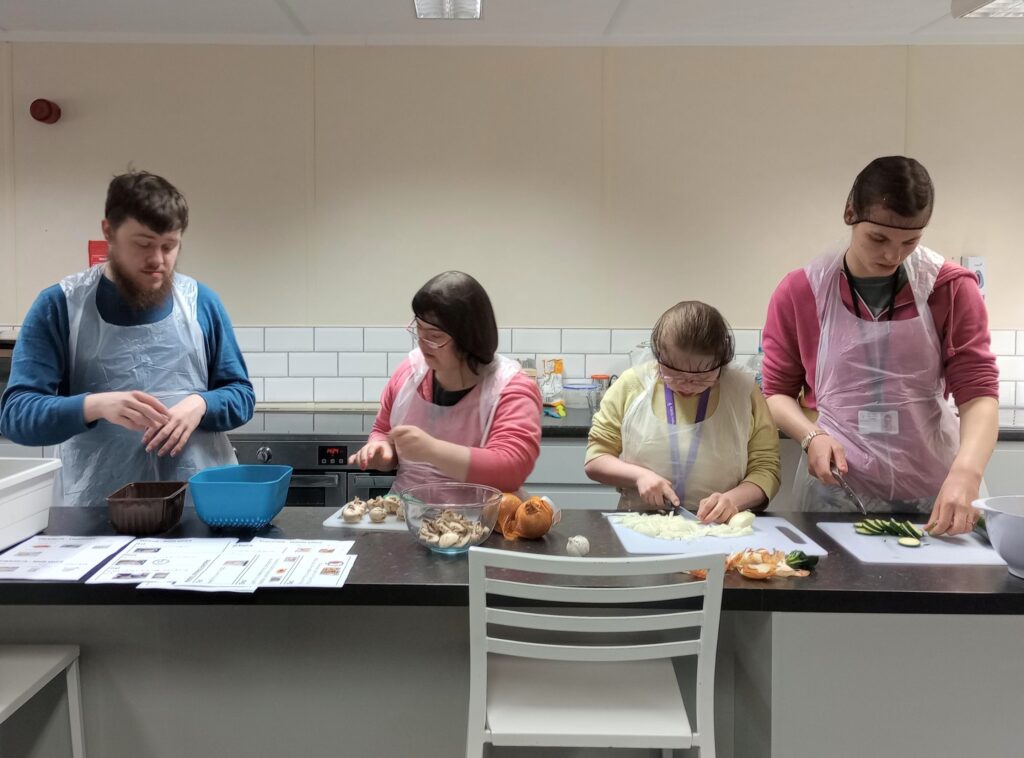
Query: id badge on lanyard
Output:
[[858, 409, 899, 435], [665, 386, 711, 504]]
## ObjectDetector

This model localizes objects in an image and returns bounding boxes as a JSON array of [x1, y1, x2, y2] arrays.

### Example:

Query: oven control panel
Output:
[[318, 445, 349, 466]]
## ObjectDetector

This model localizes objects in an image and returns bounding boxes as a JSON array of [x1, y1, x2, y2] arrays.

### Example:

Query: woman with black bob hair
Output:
[[349, 271, 542, 493]]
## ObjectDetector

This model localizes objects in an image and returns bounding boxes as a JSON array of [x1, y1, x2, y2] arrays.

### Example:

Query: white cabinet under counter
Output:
[[525, 439, 619, 510]]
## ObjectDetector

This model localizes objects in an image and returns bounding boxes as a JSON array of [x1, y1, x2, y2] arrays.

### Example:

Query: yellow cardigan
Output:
[[586, 365, 782, 501]]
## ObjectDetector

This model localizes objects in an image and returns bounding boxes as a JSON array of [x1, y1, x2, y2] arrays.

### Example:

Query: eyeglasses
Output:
[[406, 318, 452, 350], [658, 360, 724, 383]]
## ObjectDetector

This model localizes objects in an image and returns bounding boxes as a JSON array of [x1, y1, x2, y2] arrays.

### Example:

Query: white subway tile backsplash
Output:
[[265, 378, 313, 402], [289, 352, 338, 377], [1016, 331, 1024, 356], [235, 415, 264, 434], [611, 329, 650, 354], [561, 329, 610, 354], [314, 378, 363, 402], [732, 329, 761, 355], [265, 413, 314, 434], [313, 413, 366, 435], [365, 327, 413, 352], [338, 353, 388, 377], [586, 354, 631, 378], [244, 353, 288, 377], [363, 377, 389, 402], [315, 327, 363, 352], [512, 329, 561, 354], [997, 356, 1024, 382], [1000, 381, 1016, 407], [506, 354, 537, 370], [1000, 409, 1015, 426], [251, 378, 264, 403], [233, 327, 264, 352], [498, 328, 512, 354], [537, 354, 586, 380], [265, 327, 314, 352], [990, 330, 1016, 356], [388, 352, 409, 374]]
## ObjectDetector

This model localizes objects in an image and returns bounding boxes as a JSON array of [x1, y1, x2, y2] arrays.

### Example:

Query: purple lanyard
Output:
[[665, 386, 711, 505]]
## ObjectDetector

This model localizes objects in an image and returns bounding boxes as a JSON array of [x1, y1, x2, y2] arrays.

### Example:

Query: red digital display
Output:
[[318, 445, 348, 466]]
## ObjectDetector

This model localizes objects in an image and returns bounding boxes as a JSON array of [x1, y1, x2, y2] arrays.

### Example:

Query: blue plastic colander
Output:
[[188, 465, 292, 529]]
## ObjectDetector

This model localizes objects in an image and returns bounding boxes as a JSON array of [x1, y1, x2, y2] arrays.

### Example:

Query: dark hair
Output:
[[105, 171, 189, 234], [651, 301, 735, 371], [412, 271, 498, 373], [845, 156, 934, 226]]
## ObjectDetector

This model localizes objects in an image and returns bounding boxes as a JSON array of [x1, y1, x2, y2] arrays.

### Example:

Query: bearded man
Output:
[[0, 171, 254, 506]]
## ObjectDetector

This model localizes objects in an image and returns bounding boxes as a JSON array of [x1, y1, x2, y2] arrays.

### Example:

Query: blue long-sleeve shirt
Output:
[[0, 273, 254, 446]]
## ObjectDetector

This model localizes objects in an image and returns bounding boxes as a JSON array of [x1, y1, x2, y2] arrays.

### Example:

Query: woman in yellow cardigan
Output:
[[585, 301, 780, 523]]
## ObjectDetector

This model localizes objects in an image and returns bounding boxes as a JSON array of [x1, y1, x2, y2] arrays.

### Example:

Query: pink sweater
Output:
[[762, 261, 998, 408], [368, 359, 543, 492]]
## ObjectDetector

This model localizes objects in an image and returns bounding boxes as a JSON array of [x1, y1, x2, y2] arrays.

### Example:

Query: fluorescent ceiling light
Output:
[[952, 0, 1024, 17], [414, 0, 482, 19]]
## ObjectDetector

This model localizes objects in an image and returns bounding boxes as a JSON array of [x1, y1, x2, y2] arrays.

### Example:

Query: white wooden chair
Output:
[[466, 547, 725, 758], [0, 645, 86, 757]]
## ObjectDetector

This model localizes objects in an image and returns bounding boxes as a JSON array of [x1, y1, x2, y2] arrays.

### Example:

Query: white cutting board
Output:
[[816, 521, 1005, 566], [323, 508, 408, 532], [606, 515, 828, 556]]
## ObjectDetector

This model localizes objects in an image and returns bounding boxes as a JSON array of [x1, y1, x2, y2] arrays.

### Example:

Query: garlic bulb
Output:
[[566, 535, 590, 557], [341, 505, 364, 523]]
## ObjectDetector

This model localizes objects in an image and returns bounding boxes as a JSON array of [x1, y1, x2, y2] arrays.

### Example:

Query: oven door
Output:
[[346, 473, 397, 501], [286, 472, 347, 508]]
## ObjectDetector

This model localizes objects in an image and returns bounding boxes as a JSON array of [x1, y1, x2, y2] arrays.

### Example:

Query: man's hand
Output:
[[83, 391, 170, 432], [142, 394, 207, 457]]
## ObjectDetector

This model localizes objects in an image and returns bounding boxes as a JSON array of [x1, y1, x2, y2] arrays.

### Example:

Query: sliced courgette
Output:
[[897, 537, 921, 548]]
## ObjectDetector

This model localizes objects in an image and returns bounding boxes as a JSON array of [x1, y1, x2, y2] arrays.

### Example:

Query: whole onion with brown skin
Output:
[[503, 497, 554, 540], [497, 493, 522, 537]]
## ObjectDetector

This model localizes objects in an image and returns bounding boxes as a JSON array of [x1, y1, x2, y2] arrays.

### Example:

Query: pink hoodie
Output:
[[762, 260, 998, 408], [368, 359, 543, 492]]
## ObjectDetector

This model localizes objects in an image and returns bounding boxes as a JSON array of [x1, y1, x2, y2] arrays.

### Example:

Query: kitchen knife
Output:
[[831, 463, 869, 516]]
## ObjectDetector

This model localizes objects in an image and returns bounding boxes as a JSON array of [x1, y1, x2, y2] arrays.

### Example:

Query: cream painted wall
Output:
[[601, 46, 907, 328], [0, 44, 14, 324], [1, 43, 1021, 328], [311, 46, 604, 329], [905, 46, 1024, 328], [7, 43, 313, 324]]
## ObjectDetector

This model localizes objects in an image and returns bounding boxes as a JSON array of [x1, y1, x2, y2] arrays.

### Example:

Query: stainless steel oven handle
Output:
[[289, 474, 341, 488]]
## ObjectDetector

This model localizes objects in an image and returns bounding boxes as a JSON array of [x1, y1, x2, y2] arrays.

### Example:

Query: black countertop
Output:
[[2, 508, 1021, 614]]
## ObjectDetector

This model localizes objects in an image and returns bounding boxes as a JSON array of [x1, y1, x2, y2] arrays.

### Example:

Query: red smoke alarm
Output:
[[30, 99, 62, 124]]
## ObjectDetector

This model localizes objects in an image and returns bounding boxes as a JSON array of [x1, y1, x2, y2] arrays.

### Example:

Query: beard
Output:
[[107, 256, 175, 311]]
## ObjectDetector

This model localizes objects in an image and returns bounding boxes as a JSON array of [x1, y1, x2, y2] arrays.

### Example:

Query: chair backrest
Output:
[[467, 547, 726, 735]]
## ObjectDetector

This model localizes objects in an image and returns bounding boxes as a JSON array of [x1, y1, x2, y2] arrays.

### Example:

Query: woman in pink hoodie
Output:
[[762, 156, 998, 535], [349, 271, 542, 494]]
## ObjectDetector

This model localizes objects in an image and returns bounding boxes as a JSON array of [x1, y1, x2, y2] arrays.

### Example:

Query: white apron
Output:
[[58, 266, 236, 507], [618, 362, 752, 511], [795, 242, 960, 512], [389, 348, 521, 492]]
